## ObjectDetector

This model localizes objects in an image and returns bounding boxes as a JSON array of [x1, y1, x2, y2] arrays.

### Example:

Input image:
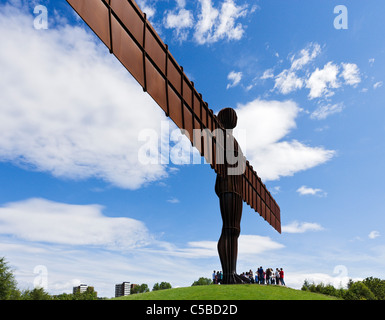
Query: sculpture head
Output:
[[217, 107, 237, 129]]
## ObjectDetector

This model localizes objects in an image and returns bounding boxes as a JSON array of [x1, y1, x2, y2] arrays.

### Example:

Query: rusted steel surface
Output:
[[65, 0, 281, 233]]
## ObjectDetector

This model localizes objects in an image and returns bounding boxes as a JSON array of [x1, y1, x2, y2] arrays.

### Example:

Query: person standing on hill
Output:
[[266, 268, 271, 284], [275, 268, 280, 285], [280, 268, 285, 286], [258, 267, 264, 284]]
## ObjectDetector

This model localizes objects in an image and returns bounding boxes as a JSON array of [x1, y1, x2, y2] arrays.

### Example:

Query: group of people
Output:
[[212, 267, 285, 286], [247, 267, 286, 286]]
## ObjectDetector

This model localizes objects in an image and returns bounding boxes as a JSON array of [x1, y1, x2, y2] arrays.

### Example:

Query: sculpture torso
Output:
[[215, 131, 243, 197]]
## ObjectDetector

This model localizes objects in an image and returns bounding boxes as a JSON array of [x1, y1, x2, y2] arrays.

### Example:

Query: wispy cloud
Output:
[[373, 81, 383, 89], [267, 43, 361, 101], [310, 103, 345, 120], [194, 0, 248, 44], [163, 0, 194, 42], [290, 43, 322, 71], [270, 186, 281, 195], [274, 70, 304, 95], [260, 68, 274, 80], [368, 231, 380, 239], [0, 198, 152, 250], [167, 197, 180, 204], [163, 235, 284, 258], [162, 0, 252, 44], [226, 71, 242, 89], [282, 221, 324, 233], [274, 43, 321, 95], [297, 185, 327, 197]]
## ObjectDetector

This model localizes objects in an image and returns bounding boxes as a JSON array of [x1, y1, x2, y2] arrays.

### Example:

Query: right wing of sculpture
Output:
[[242, 162, 281, 233], [65, 0, 281, 234]]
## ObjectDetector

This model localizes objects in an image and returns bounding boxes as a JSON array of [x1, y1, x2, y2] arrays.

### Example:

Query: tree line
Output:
[[0, 256, 100, 300], [130, 281, 172, 294], [301, 277, 385, 300], [0, 256, 172, 299]]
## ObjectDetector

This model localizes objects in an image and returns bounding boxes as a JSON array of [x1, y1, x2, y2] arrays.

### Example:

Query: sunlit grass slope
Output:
[[114, 284, 339, 300]]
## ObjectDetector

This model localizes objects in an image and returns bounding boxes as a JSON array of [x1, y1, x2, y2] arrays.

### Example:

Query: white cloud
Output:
[[165, 8, 194, 29], [274, 70, 304, 94], [137, 0, 156, 19], [0, 6, 169, 189], [226, 70, 242, 89], [282, 221, 324, 233], [0, 198, 152, 249], [163, 0, 252, 44], [0, 197, 282, 261], [238, 235, 284, 256], [310, 103, 345, 120], [373, 81, 383, 89], [167, 235, 284, 259], [270, 43, 361, 100], [194, 0, 219, 44], [271, 186, 281, 194], [296, 185, 326, 196], [368, 231, 380, 239], [194, 0, 248, 44], [340, 63, 361, 86], [164, 8, 194, 41], [167, 197, 180, 204], [274, 43, 320, 95], [290, 43, 321, 71], [260, 68, 274, 80], [215, 0, 247, 40], [306, 62, 340, 99], [234, 99, 335, 181]]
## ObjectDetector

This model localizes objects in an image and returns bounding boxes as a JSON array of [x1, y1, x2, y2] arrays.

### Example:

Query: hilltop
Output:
[[114, 284, 339, 300]]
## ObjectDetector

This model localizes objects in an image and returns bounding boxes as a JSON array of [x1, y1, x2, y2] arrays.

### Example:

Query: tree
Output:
[[301, 279, 317, 293], [73, 286, 98, 300], [131, 283, 149, 294], [344, 281, 376, 300], [362, 277, 385, 300], [21, 287, 52, 300], [191, 277, 213, 286], [0, 257, 21, 300], [53, 292, 73, 300], [153, 282, 172, 291]]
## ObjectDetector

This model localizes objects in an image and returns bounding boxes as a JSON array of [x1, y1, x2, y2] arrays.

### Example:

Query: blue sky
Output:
[[0, 0, 384, 297]]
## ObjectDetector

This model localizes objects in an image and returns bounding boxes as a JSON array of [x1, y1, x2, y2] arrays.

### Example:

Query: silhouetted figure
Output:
[[215, 108, 246, 284]]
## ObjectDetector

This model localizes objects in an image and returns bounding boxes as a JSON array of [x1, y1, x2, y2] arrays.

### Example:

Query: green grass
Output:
[[114, 284, 340, 300]]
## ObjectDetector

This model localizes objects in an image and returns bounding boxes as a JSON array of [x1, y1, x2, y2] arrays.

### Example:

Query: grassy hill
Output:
[[114, 284, 339, 300]]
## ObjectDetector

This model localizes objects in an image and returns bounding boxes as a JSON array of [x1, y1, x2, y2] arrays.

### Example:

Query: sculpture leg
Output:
[[217, 192, 244, 284]]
